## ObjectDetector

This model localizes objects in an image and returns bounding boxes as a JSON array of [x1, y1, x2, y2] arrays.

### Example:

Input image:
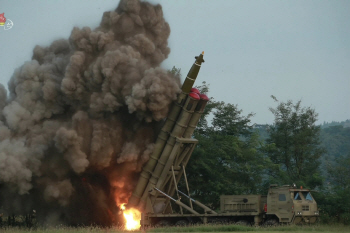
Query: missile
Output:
[[128, 52, 205, 207], [182, 52, 205, 93]]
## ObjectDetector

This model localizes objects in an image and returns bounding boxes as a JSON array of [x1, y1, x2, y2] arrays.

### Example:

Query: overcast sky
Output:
[[1, 0, 349, 124]]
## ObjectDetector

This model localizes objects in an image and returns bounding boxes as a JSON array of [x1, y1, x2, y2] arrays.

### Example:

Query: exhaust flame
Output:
[[120, 203, 141, 230]]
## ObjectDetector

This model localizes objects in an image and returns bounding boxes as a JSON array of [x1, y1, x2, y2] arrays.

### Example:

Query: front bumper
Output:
[[293, 215, 318, 224]]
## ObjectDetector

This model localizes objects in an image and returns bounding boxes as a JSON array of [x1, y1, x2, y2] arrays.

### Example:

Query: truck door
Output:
[[276, 191, 293, 222], [267, 189, 293, 223]]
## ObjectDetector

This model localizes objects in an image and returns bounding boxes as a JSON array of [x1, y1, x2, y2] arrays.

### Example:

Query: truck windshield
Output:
[[301, 192, 313, 201], [294, 192, 302, 200]]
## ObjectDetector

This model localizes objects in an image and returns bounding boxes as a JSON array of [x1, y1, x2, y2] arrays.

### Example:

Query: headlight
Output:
[[297, 211, 303, 215]]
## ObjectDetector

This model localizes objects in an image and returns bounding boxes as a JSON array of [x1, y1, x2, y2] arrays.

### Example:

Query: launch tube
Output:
[[138, 93, 201, 208], [127, 94, 187, 207], [183, 94, 210, 138], [128, 52, 205, 207], [154, 139, 192, 190], [154, 94, 210, 204]]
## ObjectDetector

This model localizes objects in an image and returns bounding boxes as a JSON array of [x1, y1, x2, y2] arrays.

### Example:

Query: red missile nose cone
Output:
[[189, 92, 200, 100], [190, 88, 200, 95], [200, 94, 209, 101]]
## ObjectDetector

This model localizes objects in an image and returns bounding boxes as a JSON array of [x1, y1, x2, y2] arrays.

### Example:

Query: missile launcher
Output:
[[127, 52, 213, 216], [139, 90, 200, 210], [128, 52, 205, 208], [126, 53, 319, 228]]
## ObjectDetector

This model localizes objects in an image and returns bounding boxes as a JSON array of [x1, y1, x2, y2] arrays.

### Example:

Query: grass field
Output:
[[1, 224, 349, 233]]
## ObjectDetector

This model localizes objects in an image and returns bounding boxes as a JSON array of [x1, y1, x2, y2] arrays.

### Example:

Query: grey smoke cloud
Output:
[[0, 0, 179, 226]]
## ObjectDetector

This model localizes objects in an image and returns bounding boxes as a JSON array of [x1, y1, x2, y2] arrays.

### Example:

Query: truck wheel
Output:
[[293, 217, 302, 225], [235, 220, 249, 226], [209, 217, 229, 224], [155, 220, 171, 227], [175, 220, 189, 226], [264, 219, 278, 226], [309, 217, 317, 224]]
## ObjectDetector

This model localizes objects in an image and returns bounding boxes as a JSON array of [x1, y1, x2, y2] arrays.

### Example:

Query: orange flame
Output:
[[120, 203, 141, 230]]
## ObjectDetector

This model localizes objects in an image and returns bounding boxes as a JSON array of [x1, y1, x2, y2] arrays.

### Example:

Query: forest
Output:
[[183, 81, 350, 224]]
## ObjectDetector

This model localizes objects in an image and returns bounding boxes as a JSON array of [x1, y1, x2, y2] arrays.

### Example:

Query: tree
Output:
[[327, 153, 350, 189], [314, 121, 350, 224], [183, 83, 273, 209], [168, 66, 181, 80], [265, 97, 324, 188], [315, 152, 350, 224], [320, 125, 350, 160]]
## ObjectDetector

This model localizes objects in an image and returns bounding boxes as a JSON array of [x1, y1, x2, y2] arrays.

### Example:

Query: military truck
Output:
[[140, 184, 319, 227], [127, 53, 319, 228], [220, 184, 319, 225]]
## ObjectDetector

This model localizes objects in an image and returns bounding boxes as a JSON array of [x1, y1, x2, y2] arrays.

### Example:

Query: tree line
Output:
[[183, 81, 350, 224]]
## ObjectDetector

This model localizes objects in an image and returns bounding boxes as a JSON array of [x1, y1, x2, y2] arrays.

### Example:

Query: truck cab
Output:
[[266, 184, 319, 224]]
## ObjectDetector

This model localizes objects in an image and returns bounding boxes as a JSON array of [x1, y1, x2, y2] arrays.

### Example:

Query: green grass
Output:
[[147, 224, 350, 233], [1, 224, 349, 233]]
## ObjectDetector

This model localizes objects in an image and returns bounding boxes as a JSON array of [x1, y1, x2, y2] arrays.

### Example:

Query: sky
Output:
[[0, 0, 349, 125]]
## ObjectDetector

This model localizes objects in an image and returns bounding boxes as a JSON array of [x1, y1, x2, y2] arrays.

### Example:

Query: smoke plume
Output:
[[0, 0, 180, 226]]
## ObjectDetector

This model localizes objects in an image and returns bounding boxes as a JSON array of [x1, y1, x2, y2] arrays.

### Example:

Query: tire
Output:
[[155, 220, 171, 227], [293, 216, 302, 224], [264, 219, 278, 227], [209, 217, 229, 224], [235, 220, 250, 226], [175, 219, 189, 227]]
